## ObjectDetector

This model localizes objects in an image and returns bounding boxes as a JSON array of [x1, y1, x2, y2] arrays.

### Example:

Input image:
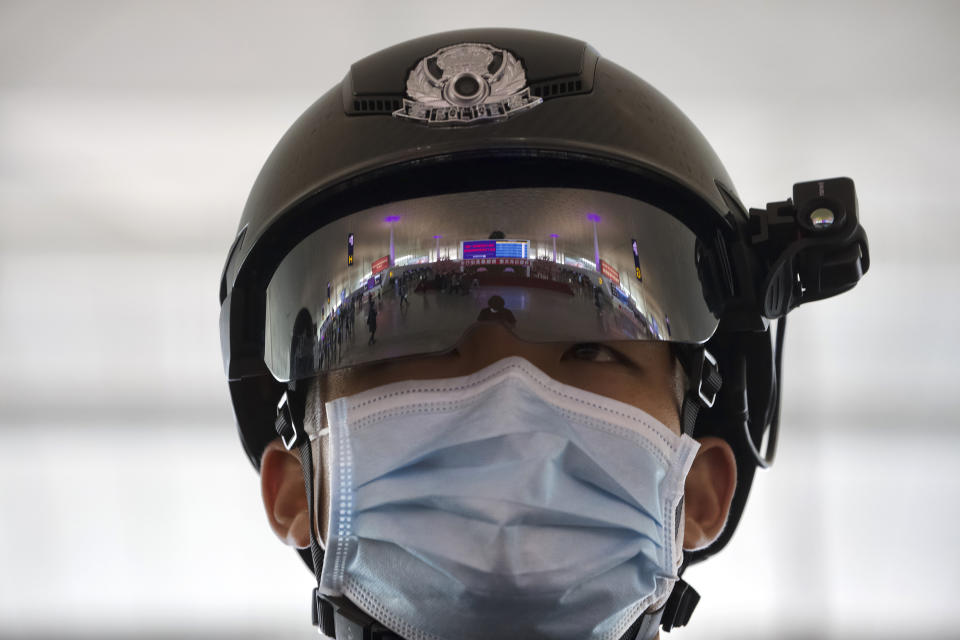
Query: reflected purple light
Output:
[[385, 216, 399, 265], [549, 233, 559, 238], [587, 214, 600, 269], [433, 235, 442, 239]]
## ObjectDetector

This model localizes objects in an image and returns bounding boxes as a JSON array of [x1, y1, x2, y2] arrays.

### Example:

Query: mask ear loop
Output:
[[275, 388, 333, 632], [285, 392, 415, 639], [306, 376, 331, 548]]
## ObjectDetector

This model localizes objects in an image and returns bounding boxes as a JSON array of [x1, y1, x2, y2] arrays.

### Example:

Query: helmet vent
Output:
[[352, 97, 403, 114], [530, 78, 585, 99]]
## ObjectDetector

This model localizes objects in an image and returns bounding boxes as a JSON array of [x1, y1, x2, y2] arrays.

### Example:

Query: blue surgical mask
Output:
[[317, 356, 699, 640]]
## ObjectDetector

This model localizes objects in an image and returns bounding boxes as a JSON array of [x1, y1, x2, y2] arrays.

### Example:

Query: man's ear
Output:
[[683, 436, 737, 551], [260, 438, 311, 549]]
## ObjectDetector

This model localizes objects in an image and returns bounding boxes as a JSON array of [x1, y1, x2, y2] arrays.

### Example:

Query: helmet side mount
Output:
[[749, 177, 869, 319]]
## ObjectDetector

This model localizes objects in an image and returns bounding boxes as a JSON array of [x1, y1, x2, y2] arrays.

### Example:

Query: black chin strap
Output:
[[275, 348, 718, 640]]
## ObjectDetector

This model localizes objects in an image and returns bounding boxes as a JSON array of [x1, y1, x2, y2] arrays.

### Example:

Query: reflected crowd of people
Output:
[[288, 257, 658, 377]]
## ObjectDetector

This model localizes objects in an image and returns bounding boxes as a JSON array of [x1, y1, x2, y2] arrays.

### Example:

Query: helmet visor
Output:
[[265, 187, 722, 382]]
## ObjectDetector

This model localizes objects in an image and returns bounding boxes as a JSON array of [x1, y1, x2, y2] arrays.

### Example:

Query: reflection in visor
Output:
[[265, 188, 722, 381]]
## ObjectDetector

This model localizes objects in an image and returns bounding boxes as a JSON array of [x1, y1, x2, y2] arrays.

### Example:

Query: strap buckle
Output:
[[275, 391, 298, 450], [697, 349, 720, 409], [678, 346, 723, 437]]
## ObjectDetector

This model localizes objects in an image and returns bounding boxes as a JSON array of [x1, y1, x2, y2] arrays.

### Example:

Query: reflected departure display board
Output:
[[461, 239, 529, 259]]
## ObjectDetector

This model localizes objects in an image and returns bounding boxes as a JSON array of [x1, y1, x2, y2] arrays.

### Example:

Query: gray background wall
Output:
[[1, 1, 957, 638]]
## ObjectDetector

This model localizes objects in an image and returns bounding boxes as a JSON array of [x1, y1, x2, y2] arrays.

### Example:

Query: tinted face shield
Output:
[[264, 186, 724, 383]]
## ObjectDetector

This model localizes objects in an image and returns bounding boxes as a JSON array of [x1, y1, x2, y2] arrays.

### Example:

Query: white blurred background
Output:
[[1, 1, 958, 638]]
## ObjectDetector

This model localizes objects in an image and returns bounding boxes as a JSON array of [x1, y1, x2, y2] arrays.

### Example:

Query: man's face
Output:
[[261, 323, 736, 555]]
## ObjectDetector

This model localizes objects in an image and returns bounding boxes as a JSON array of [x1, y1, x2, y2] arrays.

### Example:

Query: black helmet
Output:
[[219, 28, 869, 639]]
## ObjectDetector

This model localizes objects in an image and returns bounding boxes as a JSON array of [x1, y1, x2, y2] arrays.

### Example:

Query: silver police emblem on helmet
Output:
[[393, 43, 542, 125]]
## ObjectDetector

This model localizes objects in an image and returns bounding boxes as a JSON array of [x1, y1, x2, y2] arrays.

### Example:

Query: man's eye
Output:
[[566, 343, 619, 363]]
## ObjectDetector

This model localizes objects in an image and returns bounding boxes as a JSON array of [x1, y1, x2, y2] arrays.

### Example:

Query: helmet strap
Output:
[[678, 346, 723, 436]]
